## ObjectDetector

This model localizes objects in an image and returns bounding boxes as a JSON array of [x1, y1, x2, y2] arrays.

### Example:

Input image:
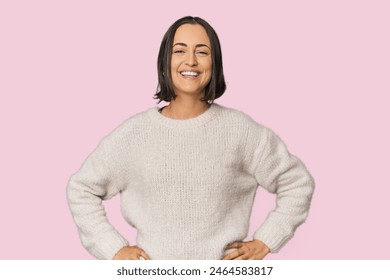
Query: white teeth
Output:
[[181, 71, 199, 77]]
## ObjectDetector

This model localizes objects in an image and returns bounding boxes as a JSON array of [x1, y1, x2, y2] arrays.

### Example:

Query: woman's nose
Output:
[[185, 52, 198, 66]]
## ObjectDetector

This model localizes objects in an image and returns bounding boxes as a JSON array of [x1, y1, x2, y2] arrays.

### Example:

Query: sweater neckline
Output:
[[148, 102, 221, 129]]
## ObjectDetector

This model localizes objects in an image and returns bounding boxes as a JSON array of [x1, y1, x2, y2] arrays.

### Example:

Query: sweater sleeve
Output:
[[251, 128, 315, 253], [66, 131, 130, 259]]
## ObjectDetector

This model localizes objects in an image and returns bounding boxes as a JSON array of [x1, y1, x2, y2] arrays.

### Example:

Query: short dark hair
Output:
[[154, 16, 226, 104]]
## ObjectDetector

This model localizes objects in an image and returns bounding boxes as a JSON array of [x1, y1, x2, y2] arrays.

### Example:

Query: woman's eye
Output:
[[173, 50, 184, 54], [197, 51, 209, 56]]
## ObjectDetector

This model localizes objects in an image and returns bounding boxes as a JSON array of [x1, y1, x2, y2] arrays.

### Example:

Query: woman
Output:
[[67, 16, 315, 260]]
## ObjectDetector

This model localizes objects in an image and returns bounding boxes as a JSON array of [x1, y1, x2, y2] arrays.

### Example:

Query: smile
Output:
[[180, 71, 199, 77]]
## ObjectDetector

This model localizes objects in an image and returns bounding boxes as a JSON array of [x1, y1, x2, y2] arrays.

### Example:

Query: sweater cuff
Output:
[[89, 231, 129, 260], [253, 221, 293, 253]]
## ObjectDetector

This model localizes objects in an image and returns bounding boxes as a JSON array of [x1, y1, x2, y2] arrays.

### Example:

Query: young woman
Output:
[[67, 16, 315, 260]]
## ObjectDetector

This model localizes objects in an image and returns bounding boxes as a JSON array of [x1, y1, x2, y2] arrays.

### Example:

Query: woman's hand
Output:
[[223, 240, 270, 260], [112, 245, 151, 260]]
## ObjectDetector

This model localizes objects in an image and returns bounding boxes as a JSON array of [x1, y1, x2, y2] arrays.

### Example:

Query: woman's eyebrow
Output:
[[173, 42, 211, 49]]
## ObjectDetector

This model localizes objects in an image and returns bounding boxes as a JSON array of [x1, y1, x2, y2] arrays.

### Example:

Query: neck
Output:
[[162, 96, 210, 120]]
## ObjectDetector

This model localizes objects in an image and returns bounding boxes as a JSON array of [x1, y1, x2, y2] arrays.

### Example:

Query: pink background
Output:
[[1, 0, 389, 259]]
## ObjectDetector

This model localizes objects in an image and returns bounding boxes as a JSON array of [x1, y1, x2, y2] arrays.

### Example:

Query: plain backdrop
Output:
[[1, 0, 389, 259]]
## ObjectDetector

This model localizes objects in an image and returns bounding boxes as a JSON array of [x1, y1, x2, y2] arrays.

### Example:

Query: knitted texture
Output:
[[67, 103, 315, 260]]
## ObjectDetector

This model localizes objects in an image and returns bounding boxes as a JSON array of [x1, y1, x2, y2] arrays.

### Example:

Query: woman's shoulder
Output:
[[215, 103, 269, 132], [119, 106, 158, 126], [102, 107, 157, 140]]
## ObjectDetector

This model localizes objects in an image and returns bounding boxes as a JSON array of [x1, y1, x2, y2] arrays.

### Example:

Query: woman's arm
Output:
[[252, 128, 315, 253], [67, 135, 129, 260]]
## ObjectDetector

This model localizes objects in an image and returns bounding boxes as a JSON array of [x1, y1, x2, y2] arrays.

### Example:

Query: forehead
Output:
[[173, 24, 210, 46]]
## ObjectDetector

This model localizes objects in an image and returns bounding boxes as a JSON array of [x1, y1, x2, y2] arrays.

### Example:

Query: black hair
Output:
[[154, 16, 226, 103]]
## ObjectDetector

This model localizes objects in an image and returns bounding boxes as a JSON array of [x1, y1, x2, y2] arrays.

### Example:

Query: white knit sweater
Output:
[[67, 103, 314, 260]]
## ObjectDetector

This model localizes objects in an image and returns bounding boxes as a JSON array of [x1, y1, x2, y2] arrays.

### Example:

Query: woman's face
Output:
[[171, 23, 212, 99]]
